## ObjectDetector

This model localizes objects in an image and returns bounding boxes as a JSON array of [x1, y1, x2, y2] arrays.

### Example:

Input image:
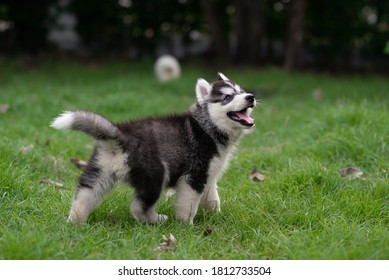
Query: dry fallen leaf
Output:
[[40, 177, 66, 189], [0, 104, 9, 113], [204, 226, 215, 236], [70, 157, 87, 169], [249, 167, 266, 182], [339, 167, 363, 178], [156, 234, 176, 251]]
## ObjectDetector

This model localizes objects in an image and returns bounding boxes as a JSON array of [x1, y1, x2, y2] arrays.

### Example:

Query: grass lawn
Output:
[[0, 59, 388, 260]]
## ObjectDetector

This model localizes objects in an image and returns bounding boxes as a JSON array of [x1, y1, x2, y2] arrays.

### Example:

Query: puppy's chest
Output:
[[207, 145, 237, 181]]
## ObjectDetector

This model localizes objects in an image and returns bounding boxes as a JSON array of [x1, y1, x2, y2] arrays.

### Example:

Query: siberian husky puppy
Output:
[[51, 73, 256, 224]]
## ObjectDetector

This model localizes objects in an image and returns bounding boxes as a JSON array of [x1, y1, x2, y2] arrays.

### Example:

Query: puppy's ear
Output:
[[196, 78, 211, 103], [218, 72, 229, 81]]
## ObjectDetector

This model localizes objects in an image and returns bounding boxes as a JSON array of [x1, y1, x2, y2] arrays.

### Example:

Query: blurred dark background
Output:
[[1, 0, 389, 72]]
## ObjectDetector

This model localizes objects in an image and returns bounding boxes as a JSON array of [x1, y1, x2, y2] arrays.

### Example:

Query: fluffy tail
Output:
[[50, 111, 120, 141]]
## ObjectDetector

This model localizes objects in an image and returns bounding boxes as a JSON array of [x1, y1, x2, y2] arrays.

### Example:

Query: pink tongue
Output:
[[235, 111, 254, 124]]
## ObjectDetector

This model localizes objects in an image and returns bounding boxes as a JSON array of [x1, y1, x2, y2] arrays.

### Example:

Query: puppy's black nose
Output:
[[245, 94, 255, 102]]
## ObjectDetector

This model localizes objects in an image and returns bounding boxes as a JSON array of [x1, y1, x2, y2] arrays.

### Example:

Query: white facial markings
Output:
[[207, 79, 256, 134], [208, 103, 245, 137], [234, 84, 242, 93], [220, 86, 235, 96]]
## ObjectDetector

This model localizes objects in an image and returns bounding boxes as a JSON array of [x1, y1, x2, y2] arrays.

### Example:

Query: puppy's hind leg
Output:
[[130, 169, 167, 224], [68, 155, 115, 224], [131, 193, 167, 224]]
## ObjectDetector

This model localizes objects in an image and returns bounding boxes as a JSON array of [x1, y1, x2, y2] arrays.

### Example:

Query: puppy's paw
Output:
[[158, 214, 169, 222], [202, 200, 221, 213], [176, 214, 194, 225], [67, 210, 86, 225]]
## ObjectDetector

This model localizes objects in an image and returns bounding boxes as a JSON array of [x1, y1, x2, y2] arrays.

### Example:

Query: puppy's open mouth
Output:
[[227, 107, 254, 127]]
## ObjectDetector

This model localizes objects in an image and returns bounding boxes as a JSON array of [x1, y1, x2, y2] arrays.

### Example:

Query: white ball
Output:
[[154, 55, 181, 82]]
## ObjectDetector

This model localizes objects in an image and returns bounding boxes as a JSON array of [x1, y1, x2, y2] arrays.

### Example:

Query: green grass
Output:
[[0, 59, 388, 260]]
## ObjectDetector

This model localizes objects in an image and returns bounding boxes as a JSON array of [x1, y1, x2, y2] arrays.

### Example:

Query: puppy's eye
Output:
[[224, 95, 232, 101]]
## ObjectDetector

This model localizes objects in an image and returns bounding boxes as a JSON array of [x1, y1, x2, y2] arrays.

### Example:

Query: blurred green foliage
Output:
[[0, 0, 388, 70]]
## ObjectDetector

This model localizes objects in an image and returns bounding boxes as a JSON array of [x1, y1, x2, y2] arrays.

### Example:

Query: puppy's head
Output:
[[195, 73, 256, 133]]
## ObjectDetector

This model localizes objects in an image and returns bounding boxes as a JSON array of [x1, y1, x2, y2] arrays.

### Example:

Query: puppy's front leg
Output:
[[175, 181, 201, 224], [201, 182, 220, 213]]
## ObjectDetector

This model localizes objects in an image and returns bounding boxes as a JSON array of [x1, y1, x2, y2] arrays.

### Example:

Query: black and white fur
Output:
[[51, 73, 256, 224]]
